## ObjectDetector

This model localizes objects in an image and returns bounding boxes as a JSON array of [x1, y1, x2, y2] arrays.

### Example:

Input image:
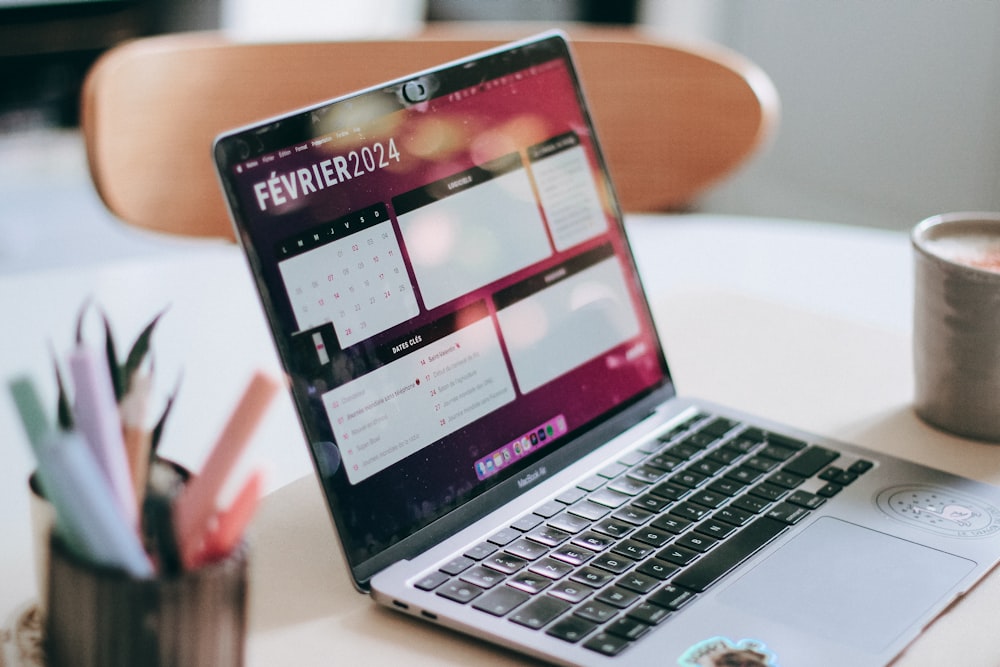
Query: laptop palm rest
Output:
[[717, 516, 975, 653]]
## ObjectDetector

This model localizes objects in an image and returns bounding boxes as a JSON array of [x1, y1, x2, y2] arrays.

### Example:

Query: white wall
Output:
[[643, 0, 1000, 230]]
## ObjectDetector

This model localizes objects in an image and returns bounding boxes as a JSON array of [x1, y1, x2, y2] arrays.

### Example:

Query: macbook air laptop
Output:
[[213, 32, 1000, 666]]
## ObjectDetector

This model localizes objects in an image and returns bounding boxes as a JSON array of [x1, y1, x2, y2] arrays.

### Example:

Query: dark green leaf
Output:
[[101, 311, 125, 402], [123, 309, 165, 395], [74, 298, 92, 345], [50, 343, 74, 431]]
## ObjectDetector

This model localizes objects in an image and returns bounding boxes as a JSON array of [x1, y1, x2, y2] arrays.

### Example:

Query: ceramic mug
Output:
[[912, 211, 1000, 441]]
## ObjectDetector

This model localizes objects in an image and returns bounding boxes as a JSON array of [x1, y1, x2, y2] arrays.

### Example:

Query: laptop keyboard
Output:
[[412, 412, 874, 657]]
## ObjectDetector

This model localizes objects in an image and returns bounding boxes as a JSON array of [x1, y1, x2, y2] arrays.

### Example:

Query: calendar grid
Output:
[[277, 203, 419, 347]]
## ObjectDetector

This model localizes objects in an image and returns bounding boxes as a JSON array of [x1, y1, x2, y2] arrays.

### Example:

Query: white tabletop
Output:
[[2, 213, 998, 665]]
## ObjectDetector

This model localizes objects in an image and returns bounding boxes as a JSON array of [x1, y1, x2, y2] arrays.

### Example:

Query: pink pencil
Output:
[[173, 371, 279, 569], [191, 469, 264, 568]]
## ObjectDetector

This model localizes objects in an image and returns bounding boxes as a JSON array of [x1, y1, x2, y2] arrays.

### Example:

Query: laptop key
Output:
[[782, 445, 840, 477], [819, 466, 858, 486], [707, 478, 746, 497], [618, 449, 647, 466], [635, 559, 678, 581], [645, 453, 682, 472], [583, 632, 631, 657], [595, 585, 642, 609], [461, 565, 505, 589], [715, 506, 754, 527], [626, 464, 666, 484], [787, 489, 825, 509], [464, 542, 499, 561], [577, 475, 606, 492], [575, 599, 619, 624], [591, 554, 633, 574], [485, 552, 529, 574], [702, 416, 740, 437], [550, 545, 595, 567], [598, 462, 629, 479], [650, 514, 691, 535], [592, 517, 634, 539], [532, 500, 566, 518], [506, 538, 548, 561], [626, 601, 671, 625], [509, 595, 570, 629], [488, 527, 521, 546], [610, 540, 654, 561], [672, 516, 787, 593], [605, 616, 651, 641], [546, 615, 597, 643], [569, 500, 611, 521], [631, 493, 671, 513], [768, 471, 805, 489], [547, 511, 591, 534], [749, 482, 788, 502], [848, 459, 875, 475], [764, 432, 807, 451], [731, 494, 771, 514], [527, 525, 571, 547], [647, 583, 696, 611], [668, 501, 711, 522], [511, 514, 544, 532], [608, 476, 649, 496], [612, 506, 653, 526], [758, 444, 797, 462], [695, 519, 737, 540], [743, 456, 779, 473], [508, 571, 553, 595], [617, 571, 661, 594], [548, 580, 593, 603], [588, 488, 631, 509], [674, 533, 718, 553], [414, 570, 450, 591], [440, 555, 474, 575], [656, 545, 699, 567], [817, 482, 843, 498], [649, 481, 689, 501], [725, 466, 764, 485], [472, 586, 529, 616], [555, 486, 587, 505], [765, 502, 810, 525], [530, 557, 574, 580], [689, 489, 729, 509], [572, 531, 616, 552], [631, 527, 672, 548], [571, 566, 616, 588], [437, 580, 484, 604]]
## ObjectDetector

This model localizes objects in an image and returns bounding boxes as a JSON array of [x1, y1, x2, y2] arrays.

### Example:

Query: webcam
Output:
[[401, 79, 430, 103]]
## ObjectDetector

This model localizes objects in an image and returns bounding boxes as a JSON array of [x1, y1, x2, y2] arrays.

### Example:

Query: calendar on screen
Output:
[[277, 203, 419, 347]]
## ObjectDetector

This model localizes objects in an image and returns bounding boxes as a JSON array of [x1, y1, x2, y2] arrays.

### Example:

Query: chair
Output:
[[80, 26, 779, 241]]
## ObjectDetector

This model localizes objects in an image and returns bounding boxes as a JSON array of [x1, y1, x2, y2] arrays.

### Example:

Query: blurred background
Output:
[[2, 0, 998, 273]]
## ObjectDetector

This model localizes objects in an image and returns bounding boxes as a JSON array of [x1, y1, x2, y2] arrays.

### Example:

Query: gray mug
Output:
[[912, 212, 1000, 442]]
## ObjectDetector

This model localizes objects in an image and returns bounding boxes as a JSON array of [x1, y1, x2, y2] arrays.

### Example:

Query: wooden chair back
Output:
[[81, 27, 778, 240]]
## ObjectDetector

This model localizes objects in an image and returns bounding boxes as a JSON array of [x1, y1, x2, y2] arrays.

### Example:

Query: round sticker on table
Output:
[[678, 636, 778, 667]]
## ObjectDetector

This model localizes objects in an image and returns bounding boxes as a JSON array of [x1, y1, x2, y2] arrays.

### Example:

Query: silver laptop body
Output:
[[213, 32, 1000, 667]]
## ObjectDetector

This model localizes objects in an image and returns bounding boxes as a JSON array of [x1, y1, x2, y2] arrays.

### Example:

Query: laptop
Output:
[[213, 31, 1000, 666]]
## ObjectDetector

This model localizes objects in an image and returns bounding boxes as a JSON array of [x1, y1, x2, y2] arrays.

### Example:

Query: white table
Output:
[[2, 214, 998, 665]]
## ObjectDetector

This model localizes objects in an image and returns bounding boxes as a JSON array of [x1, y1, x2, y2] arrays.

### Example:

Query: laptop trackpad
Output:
[[717, 516, 975, 652]]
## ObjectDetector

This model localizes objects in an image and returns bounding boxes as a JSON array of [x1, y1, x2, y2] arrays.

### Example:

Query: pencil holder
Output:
[[44, 534, 248, 667]]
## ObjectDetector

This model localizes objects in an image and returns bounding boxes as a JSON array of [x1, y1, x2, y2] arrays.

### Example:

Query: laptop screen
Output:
[[214, 33, 671, 582]]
